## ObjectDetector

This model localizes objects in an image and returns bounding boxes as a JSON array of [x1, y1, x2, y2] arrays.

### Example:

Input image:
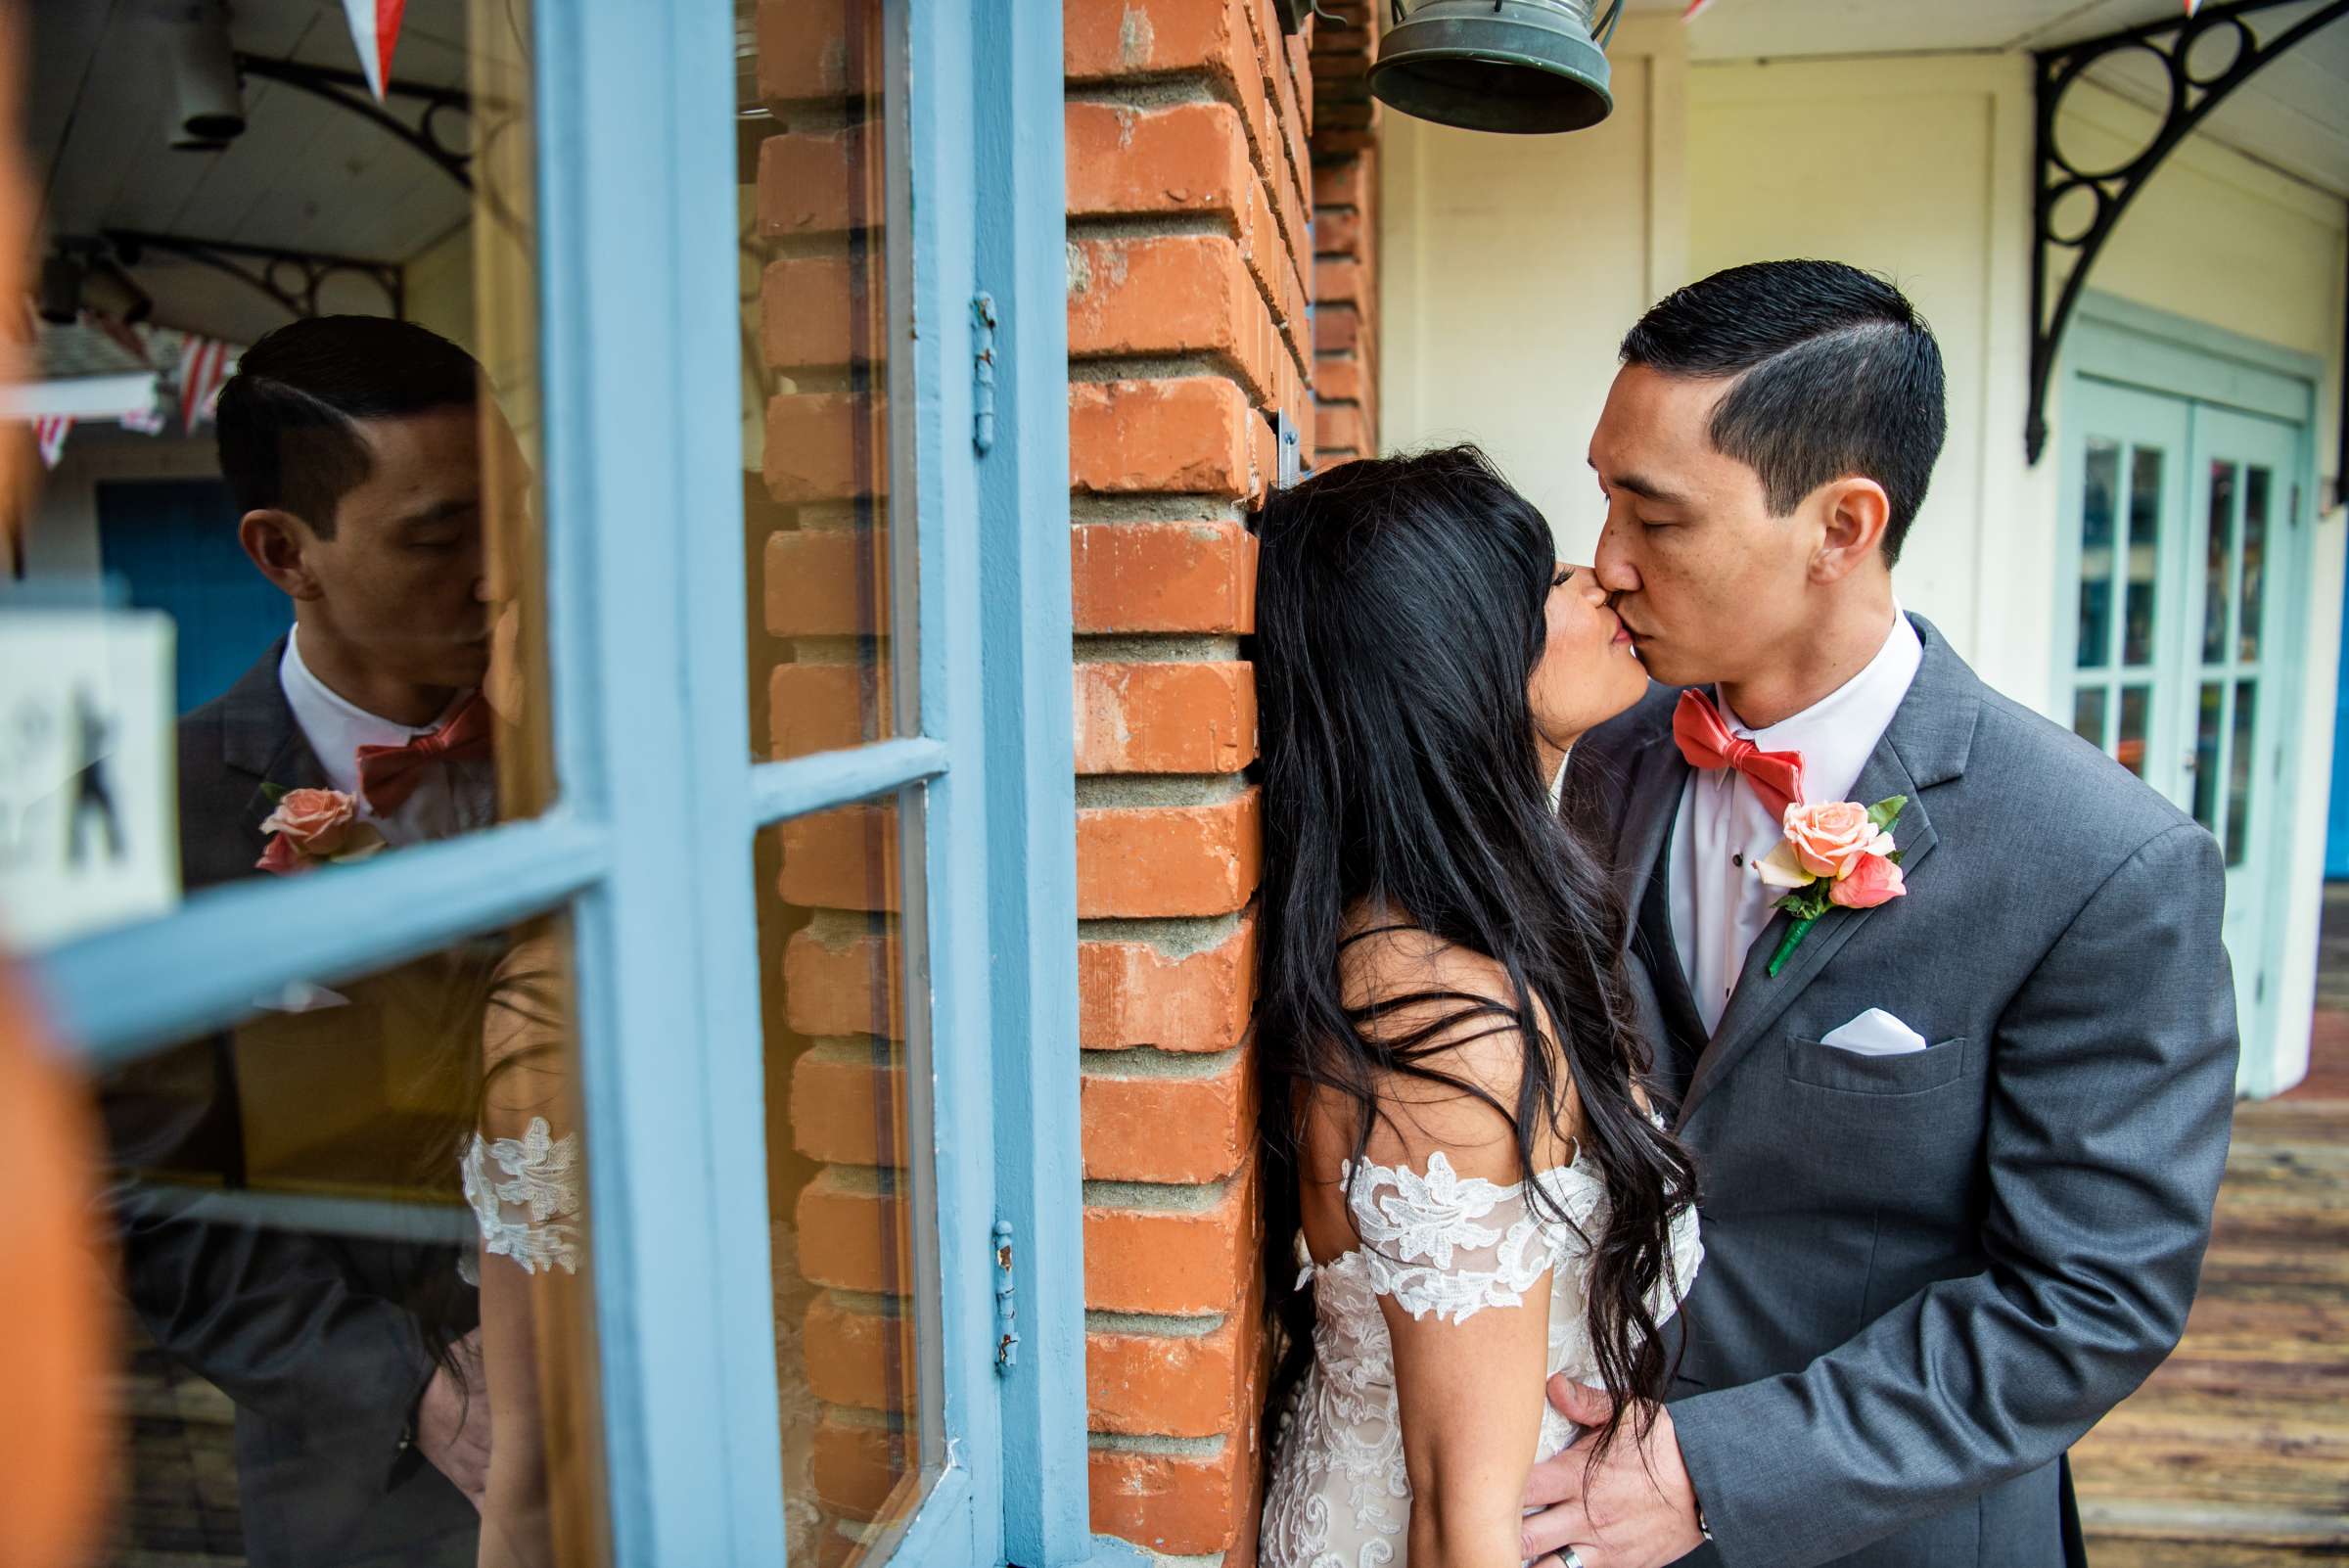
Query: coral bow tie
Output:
[[1672, 688, 1805, 821], [356, 693, 493, 814]]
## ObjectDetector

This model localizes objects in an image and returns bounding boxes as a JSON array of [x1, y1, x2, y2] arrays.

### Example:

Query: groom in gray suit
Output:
[[1529, 261, 2238, 1568]]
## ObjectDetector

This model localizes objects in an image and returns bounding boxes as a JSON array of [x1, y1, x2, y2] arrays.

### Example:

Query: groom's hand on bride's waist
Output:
[[1521, 1376, 1706, 1568]]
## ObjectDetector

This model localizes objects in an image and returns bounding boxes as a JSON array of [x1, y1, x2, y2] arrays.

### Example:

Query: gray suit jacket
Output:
[[102, 642, 477, 1567], [1563, 617, 2237, 1568]]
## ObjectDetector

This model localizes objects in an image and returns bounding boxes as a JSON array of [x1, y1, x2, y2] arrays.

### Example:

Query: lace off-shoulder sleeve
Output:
[[463, 1116, 583, 1276], [1342, 1152, 1569, 1325]]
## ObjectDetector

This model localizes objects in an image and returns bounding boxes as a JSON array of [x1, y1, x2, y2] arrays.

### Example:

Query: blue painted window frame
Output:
[[27, 1, 1128, 1563]]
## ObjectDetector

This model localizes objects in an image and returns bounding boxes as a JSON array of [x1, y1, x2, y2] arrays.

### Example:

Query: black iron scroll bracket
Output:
[[2026, 0, 2349, 467], [232, 53, 475, 193], [102, 229, 405, 321]]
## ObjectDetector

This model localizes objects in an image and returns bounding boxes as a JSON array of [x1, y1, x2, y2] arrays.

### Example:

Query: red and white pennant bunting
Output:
[[340, 0, 410, 102], [177, 335, 235, 434]]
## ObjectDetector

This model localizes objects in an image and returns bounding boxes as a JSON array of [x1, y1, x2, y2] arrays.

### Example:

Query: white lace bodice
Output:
[[460, 1116, 583, 1277], [1261, 1145, 1702, 1568]]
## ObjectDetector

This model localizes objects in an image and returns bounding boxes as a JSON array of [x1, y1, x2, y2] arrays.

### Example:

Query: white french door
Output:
[[2059, 371, 2310, 1089]]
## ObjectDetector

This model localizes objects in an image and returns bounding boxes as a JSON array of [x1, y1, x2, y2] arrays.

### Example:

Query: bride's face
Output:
[[1529, 563, 1648, 753]]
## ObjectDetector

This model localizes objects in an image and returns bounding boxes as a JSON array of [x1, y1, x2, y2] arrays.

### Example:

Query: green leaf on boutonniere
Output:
[[1768, 914, 1820, 978], [1866, 795, 1907, 834], [258, 781, 290, 804]]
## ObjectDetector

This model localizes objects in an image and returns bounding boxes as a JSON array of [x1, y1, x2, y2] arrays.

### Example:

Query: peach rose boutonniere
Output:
[[255, 786, 389, 875], [1755, 795, 1908, 976]]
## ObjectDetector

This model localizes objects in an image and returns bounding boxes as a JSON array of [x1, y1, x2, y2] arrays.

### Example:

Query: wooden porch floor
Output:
[[2068, 887, 2349, 1564]]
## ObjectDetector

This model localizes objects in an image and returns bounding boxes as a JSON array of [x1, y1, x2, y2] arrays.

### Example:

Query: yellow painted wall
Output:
[[1381, 17, 1687, 546]]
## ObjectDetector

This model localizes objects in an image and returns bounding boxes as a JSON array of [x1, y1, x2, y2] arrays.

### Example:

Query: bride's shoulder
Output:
[[1320, 923, 1581, 1178]]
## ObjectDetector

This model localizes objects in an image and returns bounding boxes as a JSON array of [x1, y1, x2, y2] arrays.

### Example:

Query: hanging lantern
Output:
[[1369, 0, 1626, 134]]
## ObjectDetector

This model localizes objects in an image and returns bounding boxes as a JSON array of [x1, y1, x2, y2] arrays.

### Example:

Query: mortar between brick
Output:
[[1079, 909, 1248, 957], [1076, 773, 1253, 809], [1082, 1042, 1244, 1080], [1075, 635, 1244, 664], [1085, 1173, 1237, 1211], [1086, 1308, 1229, 1337]]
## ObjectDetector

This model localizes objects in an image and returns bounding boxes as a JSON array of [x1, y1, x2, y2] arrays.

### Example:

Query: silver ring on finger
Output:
[[1561, 1551, 1587, 1568]]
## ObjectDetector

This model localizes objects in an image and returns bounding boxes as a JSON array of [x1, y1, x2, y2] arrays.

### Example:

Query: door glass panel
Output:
[[2077, 438, 2119, 669], [94, 911, 606, 1567], [2123, 446, 2163, 667], [2072, 686, 2108, 752], [2117, 684, 2151, 778], [760, 790, 940, 1567], [2192, 681, 2223, 832], [2227, 679, 2257, 867], [2238, 466, 2270, 662], [2202, 462, 2237, 663], [5, 0, 555, 952], [742, 0, 913, 764]]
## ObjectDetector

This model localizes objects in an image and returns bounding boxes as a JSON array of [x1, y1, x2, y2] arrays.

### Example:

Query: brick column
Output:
[[1308, 1, 1379, 467], [1066, 0, 1319, 1560]]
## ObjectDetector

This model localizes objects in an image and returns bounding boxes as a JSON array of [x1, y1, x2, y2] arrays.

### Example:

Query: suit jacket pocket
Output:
[[1783, 1035, 1968, 1095]]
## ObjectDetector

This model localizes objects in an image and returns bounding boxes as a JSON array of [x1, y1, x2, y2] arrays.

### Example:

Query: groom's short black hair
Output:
[[216, 314, 484, 538], [1621, 259, 1946, 565]]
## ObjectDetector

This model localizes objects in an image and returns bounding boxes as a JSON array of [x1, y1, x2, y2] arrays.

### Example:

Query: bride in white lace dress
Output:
[[1250, 448, 1704, 1568]]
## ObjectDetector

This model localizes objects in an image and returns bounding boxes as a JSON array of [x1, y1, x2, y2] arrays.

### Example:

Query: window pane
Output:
[[2117, 684, 2150, 779], [743, 0, 912, 763], [2077, 438, 2118, 669], [762, 790, 940, 1566], [4, 0, 555, 951], [2239, 466, 2270, 663], [2192, 681, 2222, 832], [2071, 686, 2108, 754], [2227, 679, 2257, 867], [95, 911, 605, 1567], [2203, 462, 2237, 664], [2122, 445, 2162, 667]]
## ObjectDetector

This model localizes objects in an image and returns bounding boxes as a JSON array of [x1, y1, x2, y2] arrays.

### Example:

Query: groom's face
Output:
[[1588, 364, 1814, 689]]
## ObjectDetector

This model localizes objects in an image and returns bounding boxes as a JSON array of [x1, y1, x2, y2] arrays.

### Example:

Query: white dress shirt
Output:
[[1668, 610, 1922, 1035], [278, 627, 496, 847]]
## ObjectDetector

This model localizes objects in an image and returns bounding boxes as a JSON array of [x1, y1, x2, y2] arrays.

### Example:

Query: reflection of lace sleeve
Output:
[[462, 1116, 582, 1276], [1344, 1152, 1564, 1325]]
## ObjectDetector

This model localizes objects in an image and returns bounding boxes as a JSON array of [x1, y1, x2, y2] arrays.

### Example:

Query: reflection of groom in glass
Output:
[[109, 315, 515, 1568]]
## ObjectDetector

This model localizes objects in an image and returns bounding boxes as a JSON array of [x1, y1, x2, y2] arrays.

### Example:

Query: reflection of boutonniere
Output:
[[255, 785, 389, 875], [1756, 796, 1908, 976]]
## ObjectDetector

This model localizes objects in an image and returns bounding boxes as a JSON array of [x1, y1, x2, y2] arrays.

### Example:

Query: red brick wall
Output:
[[1308, 1, 1379, 467], [1064, 0, 1338, 1558]]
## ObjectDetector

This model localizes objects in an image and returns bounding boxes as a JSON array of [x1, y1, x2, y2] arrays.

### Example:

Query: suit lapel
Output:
[[217, 639, 327, 841], [1676, 618, 1981, 1122], [1610, 731, 1690, 957]]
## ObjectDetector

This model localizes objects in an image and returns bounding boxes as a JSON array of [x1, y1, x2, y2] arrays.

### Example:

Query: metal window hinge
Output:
[[991, 1218, 1019, 1372], [972, 294, 998, 454]]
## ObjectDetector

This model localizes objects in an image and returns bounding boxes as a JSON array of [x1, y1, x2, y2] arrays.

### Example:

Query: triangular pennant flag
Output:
[[1682, 0, 1718, 18], [176, 335, 236, 433], [340, 0, 409, 102], [34, 415, 73, 470], [2184, 0, 2202, 13]]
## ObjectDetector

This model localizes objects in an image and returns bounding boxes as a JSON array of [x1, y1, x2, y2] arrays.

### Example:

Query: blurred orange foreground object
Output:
[[0, 1, 112, 1557], [0, 965, 111, 1567]]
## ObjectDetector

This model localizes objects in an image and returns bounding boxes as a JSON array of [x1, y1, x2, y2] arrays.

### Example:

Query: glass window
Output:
[[2227, 679, 2257, 867], [2122, 445, 2162, 667], [742, 0, 912, 765], [2117, 683, 2151, 779], [5, 0, 553, 950], [96, 911, 605, 1567], [2192, 680, 2222, 832], [2202, 462, 2237, 664], [2076, 438, 2118, 669], [2071, 685, 2108, 753], [2239, 466, 2270, 664], [761, 792, 940, 1568]]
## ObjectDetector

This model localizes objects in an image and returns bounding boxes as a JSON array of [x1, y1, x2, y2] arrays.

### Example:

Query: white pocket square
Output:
[[1820, 1008, 1929, 1057]]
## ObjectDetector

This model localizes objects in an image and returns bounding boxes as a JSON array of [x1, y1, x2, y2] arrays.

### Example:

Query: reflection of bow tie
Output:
[[1672, 689, 1805, 821], [356, 693, 493, 814]]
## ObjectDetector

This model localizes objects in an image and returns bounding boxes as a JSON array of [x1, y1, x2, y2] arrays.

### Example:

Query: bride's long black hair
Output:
[[1252, 444, 1698, 1462]]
